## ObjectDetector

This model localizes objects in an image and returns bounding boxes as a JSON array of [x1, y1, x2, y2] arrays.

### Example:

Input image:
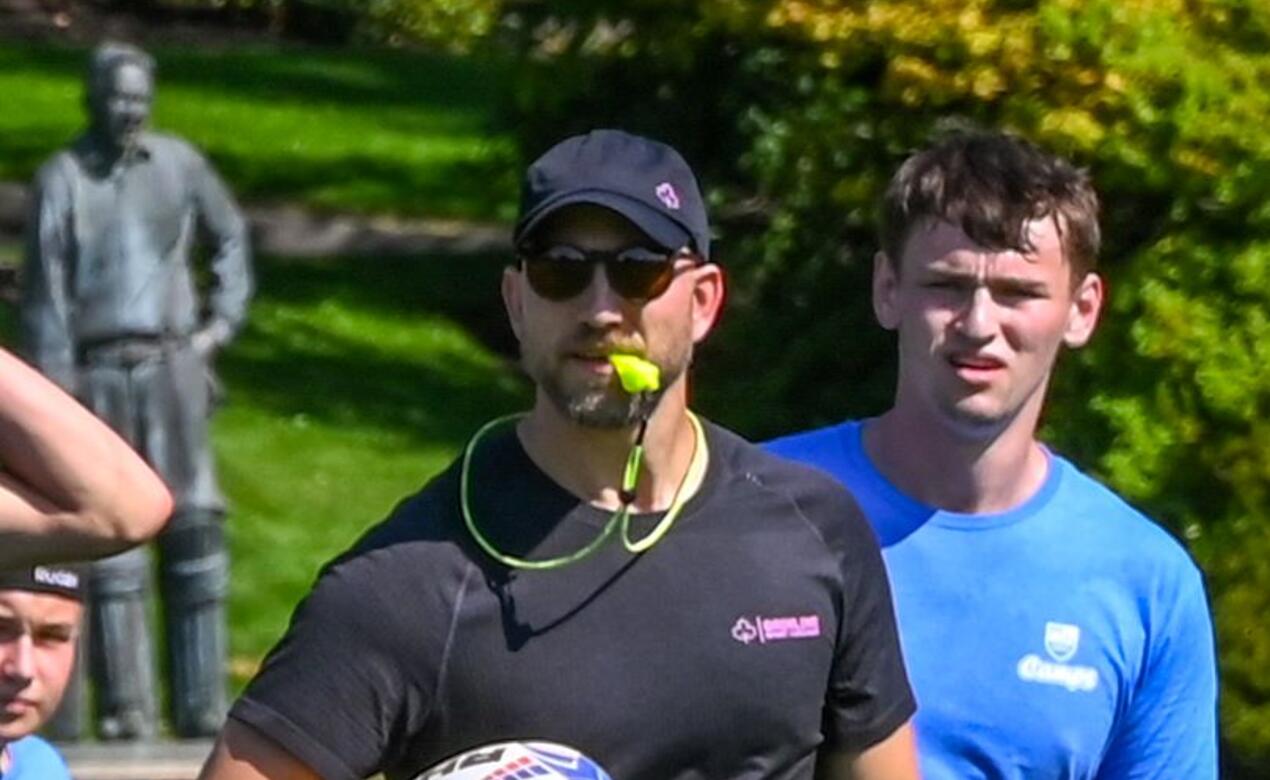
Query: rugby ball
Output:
[[412, 741, 612, 780]]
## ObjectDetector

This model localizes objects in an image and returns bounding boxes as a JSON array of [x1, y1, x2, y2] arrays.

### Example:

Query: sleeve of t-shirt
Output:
[[12, 736, 73, 780], [803, 483, 917, 753], [229, 549, 440, 780], [1095, 562, 1218, 779]]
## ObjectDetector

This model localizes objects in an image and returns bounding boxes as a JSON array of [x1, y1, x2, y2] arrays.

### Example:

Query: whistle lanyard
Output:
[[460, 412, 707, 571]]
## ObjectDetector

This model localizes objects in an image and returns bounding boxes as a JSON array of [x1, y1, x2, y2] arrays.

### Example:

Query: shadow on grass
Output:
[[217, 251, 527, 450], [0, 42, 510, 111], [0, 131, 62, 186], [0, 41, 519, 219], [0, 123, 518, 222], [214, 149, 518, 220]]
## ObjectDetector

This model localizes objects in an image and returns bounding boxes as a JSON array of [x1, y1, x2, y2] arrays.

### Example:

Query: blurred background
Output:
[[0, 0, 1266, 776]]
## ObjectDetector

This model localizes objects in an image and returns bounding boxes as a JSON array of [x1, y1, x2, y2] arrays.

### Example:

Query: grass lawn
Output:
[[0, 41, 519, 221], [215, 251, 528, 686]]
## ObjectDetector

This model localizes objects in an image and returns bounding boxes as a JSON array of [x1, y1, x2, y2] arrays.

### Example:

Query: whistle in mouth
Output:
[[609, 354, 661, 394]]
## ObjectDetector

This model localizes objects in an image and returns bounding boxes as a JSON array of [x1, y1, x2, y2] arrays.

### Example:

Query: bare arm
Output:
[[0, 347, 172, 566], [816, 720, 920, 780], [200, 719, 322, 780]]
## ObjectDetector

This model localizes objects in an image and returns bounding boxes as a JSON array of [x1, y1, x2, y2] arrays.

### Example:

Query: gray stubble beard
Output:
[[540, 369, 673, 429]]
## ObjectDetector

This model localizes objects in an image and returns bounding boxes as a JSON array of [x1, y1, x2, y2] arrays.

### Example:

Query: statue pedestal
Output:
[[56, 739, 213, 780]]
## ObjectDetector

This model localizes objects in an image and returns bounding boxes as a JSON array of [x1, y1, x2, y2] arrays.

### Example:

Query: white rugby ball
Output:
[[412, 741, 612, 780]]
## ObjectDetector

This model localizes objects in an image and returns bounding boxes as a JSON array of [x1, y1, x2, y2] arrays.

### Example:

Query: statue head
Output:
[[85, 42, 155, 152]]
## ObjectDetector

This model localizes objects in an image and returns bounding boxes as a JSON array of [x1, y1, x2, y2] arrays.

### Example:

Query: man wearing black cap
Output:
[[0, 564, 86, 779], [0, 346, 172, 568], [200, 129, 918, 780]]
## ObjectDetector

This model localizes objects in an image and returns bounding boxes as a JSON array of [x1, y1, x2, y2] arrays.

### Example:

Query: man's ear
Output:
[[1063, 271, 1104, 348], [501, 265, 525, 344], [690, 263, 726, 344], [873, 251, 901, 331]]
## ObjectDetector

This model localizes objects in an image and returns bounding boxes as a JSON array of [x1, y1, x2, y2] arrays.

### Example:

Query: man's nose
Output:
[[955, 287, 997, 340], [578, 263, 627, 325], [0, 636, 35, 685]]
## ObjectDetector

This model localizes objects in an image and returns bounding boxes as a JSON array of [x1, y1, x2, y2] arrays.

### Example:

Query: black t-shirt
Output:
[[231, 420, 914, 780]]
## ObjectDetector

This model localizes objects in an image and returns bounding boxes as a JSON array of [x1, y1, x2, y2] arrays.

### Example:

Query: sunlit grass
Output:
[[213, 252, 527, 686]]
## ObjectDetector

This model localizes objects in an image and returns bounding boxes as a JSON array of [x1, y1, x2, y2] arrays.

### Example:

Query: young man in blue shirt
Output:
[[0, 565, 86, 780], [768, 130, 1218, 779]]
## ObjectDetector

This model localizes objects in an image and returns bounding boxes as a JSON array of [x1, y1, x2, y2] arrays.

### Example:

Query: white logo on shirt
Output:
[[1044, 621, 1080, 662], [731, 618, 759, 644], [1017, 621, 1099, 692]]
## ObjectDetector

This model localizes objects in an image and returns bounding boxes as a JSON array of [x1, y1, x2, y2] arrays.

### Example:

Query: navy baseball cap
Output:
[[514, 129, 711, 260], [0, 564, 86, 601]]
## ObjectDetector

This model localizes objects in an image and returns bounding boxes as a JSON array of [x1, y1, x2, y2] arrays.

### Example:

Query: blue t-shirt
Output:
[[1, 736, 71, 780], [766, 420, 1218, 780]]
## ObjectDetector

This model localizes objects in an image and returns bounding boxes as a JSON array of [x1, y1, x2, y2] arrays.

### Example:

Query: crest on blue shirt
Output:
[[1044, 621, 1081, 662]]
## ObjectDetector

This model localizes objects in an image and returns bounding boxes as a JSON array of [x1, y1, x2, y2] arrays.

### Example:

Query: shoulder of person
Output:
[[1050, 454, 1204, 580], [142, 132, 213, 167], [763, 420, 856, 473], [33, 146, 81, 189], [705, 419, 871, 544], [312, 460, 469, 587], [11, 735, 70, 773], [712, 421, 853, 496]]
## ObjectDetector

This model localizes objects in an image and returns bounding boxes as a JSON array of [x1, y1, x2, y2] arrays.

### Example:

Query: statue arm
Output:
[[0, 347, 173, 566], [191, 152, 253, 353], [20, 164, 78, 390]]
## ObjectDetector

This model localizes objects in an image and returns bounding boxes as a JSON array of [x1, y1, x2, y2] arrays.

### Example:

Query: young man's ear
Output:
[[872, 251, 901, 331], [1063, 271, 1104, 348]]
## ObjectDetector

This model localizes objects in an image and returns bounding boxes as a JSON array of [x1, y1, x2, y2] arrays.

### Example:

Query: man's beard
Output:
[[528, 332, 691, 429], [543, 373, 668, 429]]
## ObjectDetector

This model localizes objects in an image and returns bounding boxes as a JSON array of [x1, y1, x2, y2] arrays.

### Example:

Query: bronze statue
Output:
[[20, 41, 253, 740]]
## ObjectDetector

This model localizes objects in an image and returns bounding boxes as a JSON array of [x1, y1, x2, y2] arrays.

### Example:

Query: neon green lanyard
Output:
[[460, 412, 707, 571]]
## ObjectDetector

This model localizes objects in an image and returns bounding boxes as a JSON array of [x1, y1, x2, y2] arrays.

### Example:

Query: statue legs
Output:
[[160, 508, 229, 737], [90, 546, 159, 740], [53, 345, 230, 740]]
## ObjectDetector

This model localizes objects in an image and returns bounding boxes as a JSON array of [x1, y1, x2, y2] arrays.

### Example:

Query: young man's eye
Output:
[[35, 630, 74, 646], [1000, 287, 1047, 301]]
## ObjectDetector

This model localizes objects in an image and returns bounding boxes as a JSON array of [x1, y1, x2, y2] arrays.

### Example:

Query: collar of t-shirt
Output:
[[841, 419, 1063, 543]]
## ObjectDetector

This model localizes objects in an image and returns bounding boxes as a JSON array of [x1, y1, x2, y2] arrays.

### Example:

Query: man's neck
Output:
[[1, 739, 11, 774], [864, 399, 1050, 515], [82, 128, 135, 169], [517, 386, 701, 513]]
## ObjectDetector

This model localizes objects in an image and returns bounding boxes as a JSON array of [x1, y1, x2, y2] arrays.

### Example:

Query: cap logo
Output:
[[655, 182, 681, 210], [33, 566, 79, 590]]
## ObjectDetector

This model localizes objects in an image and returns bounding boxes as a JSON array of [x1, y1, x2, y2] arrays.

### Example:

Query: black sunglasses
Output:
[[518, 244, 698, 302]]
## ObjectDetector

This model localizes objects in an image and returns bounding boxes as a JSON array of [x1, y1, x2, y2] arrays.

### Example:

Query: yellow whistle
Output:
[[609, 354, 661, 394]]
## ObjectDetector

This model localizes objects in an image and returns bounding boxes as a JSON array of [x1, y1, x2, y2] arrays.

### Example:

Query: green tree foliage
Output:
[[495, 0, 1270, 770], [99, 0, 498, 47], [81, 0, 1270, 766]]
